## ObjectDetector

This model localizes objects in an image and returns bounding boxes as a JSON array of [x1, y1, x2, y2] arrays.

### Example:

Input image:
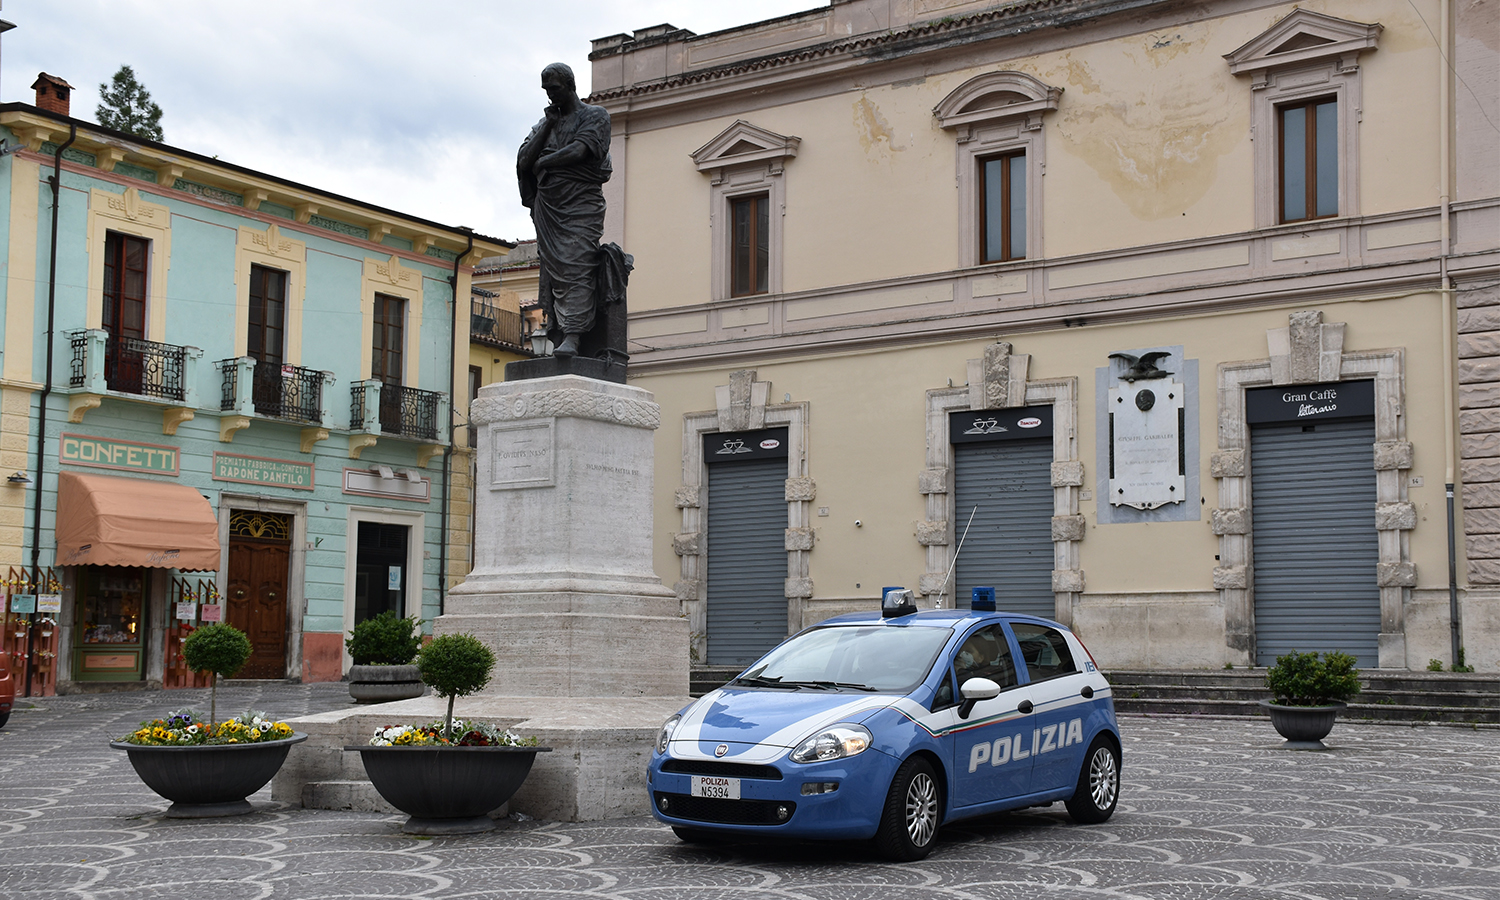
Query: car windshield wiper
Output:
[[770, 680, 879, 692], [732, 675, 799, 689]]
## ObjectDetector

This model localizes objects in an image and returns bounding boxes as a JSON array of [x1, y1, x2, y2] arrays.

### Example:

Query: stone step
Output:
[[299, 780, 399, 815], [689, 667, 742, 697], [1110, 681, 1500, 710], [1112, 695, 1500, 725]]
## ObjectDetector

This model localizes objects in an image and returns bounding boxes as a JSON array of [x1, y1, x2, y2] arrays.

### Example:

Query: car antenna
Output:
[[935, 506, 978, 608]]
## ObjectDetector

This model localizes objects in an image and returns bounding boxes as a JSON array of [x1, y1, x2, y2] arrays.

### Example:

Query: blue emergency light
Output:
[[971, 586, 996, 611], [881, 586, 917, 618]]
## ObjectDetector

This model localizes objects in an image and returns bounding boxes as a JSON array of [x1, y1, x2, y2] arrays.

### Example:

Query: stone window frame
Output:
[[217, 493, 308, 680], [919, 343, 1084, 625], [1224, 8, 1381, 230], [690, 121, 800, 303], [86, 187, 171, 340], [934, 71, 1061, 269], [360, 254, 423, 387], [234, 223, 307, 365], [1212, 310, 1413, 668], [674, 370, 811, 665]]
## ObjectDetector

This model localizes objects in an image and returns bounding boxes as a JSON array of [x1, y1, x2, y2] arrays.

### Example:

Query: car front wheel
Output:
[[1064, 736, 1120, 823], [875, 755, 940, 861]]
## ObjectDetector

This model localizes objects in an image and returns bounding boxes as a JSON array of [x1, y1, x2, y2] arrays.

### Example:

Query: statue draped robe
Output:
[[518, 102, 612, 336]]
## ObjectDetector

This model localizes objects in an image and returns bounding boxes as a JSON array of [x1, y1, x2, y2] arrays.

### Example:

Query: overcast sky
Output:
[[0, 0, 817, 242]]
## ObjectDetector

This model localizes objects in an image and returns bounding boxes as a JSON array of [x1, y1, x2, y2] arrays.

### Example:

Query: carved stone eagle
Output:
[[1108, 351, 1172, 382]]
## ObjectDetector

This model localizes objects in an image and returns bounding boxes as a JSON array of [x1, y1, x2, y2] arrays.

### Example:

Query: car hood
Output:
[[666, 687, 894, 763]]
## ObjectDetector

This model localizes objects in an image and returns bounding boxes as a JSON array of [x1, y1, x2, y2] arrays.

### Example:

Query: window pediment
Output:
[[1225, 9, 1381, 84], [691, 120, 801, 175], [934, 71, 1062, 135]]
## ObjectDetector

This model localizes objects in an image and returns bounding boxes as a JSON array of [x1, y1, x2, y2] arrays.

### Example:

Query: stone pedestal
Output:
[[278, 375, 690, 822]]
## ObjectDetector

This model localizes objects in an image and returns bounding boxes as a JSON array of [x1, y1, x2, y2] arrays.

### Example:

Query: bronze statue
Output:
[[518, 62, 629, 362]]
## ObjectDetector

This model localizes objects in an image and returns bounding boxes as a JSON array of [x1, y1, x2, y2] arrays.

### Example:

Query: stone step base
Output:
[[1112, 696, 1500, 725], [300, 780, 399, 815]]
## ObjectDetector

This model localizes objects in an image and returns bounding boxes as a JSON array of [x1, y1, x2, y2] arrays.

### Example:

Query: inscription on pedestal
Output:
[[491, 419, 555, 490]]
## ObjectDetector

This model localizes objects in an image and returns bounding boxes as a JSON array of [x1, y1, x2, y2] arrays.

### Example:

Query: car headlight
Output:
[[656, 714, 681, 754], [790, 724, 872, 763]]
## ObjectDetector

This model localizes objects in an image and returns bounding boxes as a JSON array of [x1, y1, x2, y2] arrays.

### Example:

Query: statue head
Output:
[[541, 62, 577, 107]]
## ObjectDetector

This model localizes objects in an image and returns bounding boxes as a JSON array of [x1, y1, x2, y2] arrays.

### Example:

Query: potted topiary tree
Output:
[[1259, 649, 1362, 749], [348, 632, 550, 835], [109, 623, 306, 817], [345, 611, 425, 703]]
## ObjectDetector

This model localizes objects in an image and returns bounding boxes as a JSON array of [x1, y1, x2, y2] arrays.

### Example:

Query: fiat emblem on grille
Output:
[[714, 744, 729, 757]]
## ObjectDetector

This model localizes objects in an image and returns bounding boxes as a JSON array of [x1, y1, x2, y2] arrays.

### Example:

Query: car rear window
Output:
[[1011, 622, 1078, 682]]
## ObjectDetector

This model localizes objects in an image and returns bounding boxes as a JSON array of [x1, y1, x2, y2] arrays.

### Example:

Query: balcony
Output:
[[350, 381, 445, 442], [217, 358, 331, 424], [470, 299, 529, 352], [67, 330, 202, 420]]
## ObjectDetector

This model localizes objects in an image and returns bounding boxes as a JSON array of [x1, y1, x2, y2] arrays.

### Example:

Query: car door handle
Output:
[[1017, 700, 1033, 714], [1081, 685, 1094, 699]]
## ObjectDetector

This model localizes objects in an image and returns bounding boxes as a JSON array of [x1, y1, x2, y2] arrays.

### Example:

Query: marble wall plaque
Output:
[[491, 419, 555, 490], [1108, 380, 1185, 509]]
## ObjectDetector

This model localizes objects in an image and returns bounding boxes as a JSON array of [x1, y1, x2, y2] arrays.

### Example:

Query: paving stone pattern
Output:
[[2, 685, 1498, 899]]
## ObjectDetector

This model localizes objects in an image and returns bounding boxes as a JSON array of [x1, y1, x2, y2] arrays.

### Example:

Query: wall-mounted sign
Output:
[[344, 468, 432, 502], [213, 452, 315, 491], [199, 604, 223, 623], [60, 433, 179, 475], [37, 594, 61, 613], [704, 427, 790, 462], [490, 420, 555, 489], [1246, 379, 1374, 424], [1108, 380, 1185, 510], [175, 602, 197, 621], [949, 406, 1053, 444], [9, 594, 35, 614]]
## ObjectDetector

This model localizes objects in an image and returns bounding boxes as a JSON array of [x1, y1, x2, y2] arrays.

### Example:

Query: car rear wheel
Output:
[[875, 755, 940, 861], [0, 710, 8, 729], [1064, 736, 1120, 824]]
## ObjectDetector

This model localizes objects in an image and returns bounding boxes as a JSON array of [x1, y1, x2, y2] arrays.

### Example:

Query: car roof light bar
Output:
[[882, 587, 918, 618]]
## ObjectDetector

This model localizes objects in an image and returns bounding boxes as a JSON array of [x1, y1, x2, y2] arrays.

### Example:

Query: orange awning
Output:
[[56, 471, 220, 571]]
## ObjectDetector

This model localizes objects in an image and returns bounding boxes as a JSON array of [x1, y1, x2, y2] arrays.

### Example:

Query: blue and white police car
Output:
[[648, 587, 1120, 860]]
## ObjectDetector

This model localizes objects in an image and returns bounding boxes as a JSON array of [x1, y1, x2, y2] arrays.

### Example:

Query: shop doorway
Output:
[[72, 566, 148, 682], [226, 511, 292, 679], [355, 521, 409, 624], [703, 428, 789, 667]]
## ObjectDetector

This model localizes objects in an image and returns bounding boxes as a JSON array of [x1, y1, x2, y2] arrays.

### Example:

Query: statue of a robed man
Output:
[[517, 62, 630, 362]]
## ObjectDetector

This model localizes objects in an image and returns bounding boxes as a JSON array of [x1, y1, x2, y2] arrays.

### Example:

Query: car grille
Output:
[[654, 792, 795, 825], [660, 759, 783, 780]]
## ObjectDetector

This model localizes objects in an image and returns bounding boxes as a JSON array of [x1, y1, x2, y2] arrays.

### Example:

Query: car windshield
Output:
[[737, 624, 953, 693]]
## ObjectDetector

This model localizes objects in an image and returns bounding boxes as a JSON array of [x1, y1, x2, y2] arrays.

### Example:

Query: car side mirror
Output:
[[957, 676, 1001, 719]]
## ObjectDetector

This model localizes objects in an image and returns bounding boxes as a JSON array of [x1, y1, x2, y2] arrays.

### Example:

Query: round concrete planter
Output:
[[349, 744, 552, 834], [110, 733, 307, 817], [348, 664, 426, 703], [1260, 699, 1346, 750]]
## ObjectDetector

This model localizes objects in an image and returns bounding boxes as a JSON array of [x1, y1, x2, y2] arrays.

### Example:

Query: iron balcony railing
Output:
[[70, 330, 189, 402], [470, 300, 528, 350], [351, 382, 441, 441], [218, 359, 328, 424]]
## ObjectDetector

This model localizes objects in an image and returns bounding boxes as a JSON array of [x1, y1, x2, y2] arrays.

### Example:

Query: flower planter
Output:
[[348, 664, 426, 703], [1259, 699, 1346, 749], [349, 744, 551, 834], [110, 732, 307, 817]]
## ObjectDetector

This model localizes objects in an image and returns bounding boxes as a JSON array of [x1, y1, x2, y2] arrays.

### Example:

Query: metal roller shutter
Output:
[[1251, 418, 1380, 667], [706, 457, 788, 666], [953, 439, 1055, 617]]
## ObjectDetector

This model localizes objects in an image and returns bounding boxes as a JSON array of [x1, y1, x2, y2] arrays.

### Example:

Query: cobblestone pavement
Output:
[[2, 684, 1498, 900]]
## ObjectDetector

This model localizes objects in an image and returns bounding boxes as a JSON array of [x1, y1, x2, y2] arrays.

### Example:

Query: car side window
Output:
[[1010, 622, 1077, 682], [953, 624, 1018, 690]]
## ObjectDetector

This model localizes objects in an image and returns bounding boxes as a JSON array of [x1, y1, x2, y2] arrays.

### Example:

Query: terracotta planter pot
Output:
[[347, 664, 426, 703], [1259, 699, 1346, 749], [110, 733, 307, 817], [349, 744, 552, 834]]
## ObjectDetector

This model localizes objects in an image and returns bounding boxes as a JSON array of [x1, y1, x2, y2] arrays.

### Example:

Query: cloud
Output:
[[1, 0, 816, 240]]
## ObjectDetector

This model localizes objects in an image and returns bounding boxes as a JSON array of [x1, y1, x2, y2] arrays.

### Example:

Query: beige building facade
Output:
[[588, 0, 1500, 672]]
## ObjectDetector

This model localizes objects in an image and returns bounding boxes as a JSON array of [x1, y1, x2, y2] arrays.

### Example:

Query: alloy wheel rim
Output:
[[1089, 747, 1118, 809], [905, 772, 938, 846]]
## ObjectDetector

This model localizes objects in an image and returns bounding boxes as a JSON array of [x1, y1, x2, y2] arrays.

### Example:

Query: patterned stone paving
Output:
[[1, 685, 1497, 899]]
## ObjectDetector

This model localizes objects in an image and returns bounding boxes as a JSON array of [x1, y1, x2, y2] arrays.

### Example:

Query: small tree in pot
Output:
[[418, 632, 496, 740], [345, 612, 425, 703], [182, 623, 252, 727], [1261, 649, 1361, 749]]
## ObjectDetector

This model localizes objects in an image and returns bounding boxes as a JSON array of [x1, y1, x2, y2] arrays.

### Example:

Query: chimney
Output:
[[31, 72, 72, 116]]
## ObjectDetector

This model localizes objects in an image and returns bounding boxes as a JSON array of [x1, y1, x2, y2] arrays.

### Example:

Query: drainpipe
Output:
[[1438, 0, 1460, 668], [439, 229, 473, 617], [25, 123, 75, 697]]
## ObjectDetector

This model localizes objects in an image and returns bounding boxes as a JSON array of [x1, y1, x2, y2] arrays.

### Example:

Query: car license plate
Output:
[[690, 775, 740, 800]]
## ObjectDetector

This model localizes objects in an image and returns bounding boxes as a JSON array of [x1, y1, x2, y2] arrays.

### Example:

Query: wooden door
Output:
[[226, 519, 291, 680]]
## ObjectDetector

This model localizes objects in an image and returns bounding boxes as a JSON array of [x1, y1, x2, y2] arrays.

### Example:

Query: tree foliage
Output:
[[182, 623, 253, 726], [96, 65, 164, 141]]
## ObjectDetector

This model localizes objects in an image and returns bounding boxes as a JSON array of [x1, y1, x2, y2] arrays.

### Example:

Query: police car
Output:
[[648, 587, 1120, 860]]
